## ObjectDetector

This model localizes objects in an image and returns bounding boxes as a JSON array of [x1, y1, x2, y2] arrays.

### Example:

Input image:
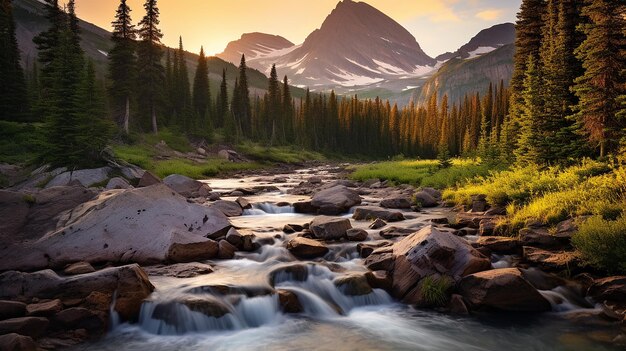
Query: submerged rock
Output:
[[346, 228, 368, 242], [458, 268, 552, 312], [334, 274, 373, 296], [277, 290, 303, 313], [143, 263, 214, 278]]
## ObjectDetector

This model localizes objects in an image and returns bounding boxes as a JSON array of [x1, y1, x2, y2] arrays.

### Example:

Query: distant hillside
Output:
[[12, 0, 305, 98]]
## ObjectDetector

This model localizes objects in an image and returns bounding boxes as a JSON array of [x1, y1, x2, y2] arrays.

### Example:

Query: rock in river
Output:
[[286, 237, 329, 259], [310, 185, 362, 215], [310, 216, 352, 240]]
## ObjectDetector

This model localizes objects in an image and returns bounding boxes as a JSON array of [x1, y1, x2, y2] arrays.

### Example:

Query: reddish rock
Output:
[[26, 299, 63, 317], [286, 237, 329, 259], [277, 290, 303, 313], [0, 317, 49, 338], [0, 333, 38, 351]]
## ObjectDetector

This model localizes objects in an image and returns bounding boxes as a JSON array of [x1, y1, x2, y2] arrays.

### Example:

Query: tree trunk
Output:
[[123, 96, 130, 134], [152, 105, 158, 134], [600, 140, 605, 158]]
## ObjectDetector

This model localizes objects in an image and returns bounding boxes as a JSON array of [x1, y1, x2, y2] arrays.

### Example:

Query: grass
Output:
[[350, 158, 496, 188], [0, 121, 45, 164], [152, 158, 263, 179], [237, 142, 326, 163], [419, 275, 453, 307], [572, 216, 626, 274]]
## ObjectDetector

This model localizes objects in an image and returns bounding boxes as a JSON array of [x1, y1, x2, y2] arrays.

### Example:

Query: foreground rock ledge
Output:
[[0, 184, 230, 271]]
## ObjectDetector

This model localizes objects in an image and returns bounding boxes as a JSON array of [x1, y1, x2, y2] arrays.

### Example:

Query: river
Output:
[[72, 166, 622, 351]]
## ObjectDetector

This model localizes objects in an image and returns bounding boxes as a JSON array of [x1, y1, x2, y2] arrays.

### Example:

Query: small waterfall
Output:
[[243, 202, 295, 215], [109, 291, 121, 329], [539, 286, 593, 312]]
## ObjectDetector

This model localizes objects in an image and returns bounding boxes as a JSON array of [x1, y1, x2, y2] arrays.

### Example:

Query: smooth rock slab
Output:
[[311, 186, 361, 215], [211, 200, 244, 217], [163, 174, 211, 198], [45, 167, 111, 188], [26, 299, 63, 316]]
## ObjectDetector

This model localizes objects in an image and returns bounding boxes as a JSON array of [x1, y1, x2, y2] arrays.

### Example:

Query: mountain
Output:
[[219, 0, 436, 88], [11, 0, 305, 98], [417, 44, 514, 104], [435, 23, 515, 62], [217, 32, 294, 65]]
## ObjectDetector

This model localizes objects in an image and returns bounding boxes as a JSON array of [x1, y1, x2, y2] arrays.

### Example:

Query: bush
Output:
[[573, 216, 626, 274], [419, 275, 453, 307], [0, 121, 45, 164]]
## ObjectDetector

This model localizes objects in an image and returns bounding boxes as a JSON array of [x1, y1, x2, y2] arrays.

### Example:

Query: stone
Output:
[[458, 268, 552, 312], [470, 194, 488, 212], [236, 197, 252, 210], [163, 174, 212, 198], [369, 218, 387, 230], [283, 224, 296, 234], [26, 299, 63, 316], [485, 207, 506, 216], [367, 226, 491, 303], [346, 228, 368, 242], [457, 227, 478, 237], [211, 200, 243, 217], [286, 237, 329, 259], [277, 290, 303, 313], [308, 176, 323, 184], [414, 191, 438, 208], [334, 274, 373, 296], [143, 263, 214, 278], [352, 206, 405, 222], [53, 307, 103, 330], [0, 191, 30, 242], [218, 149, 244, 162], [137, 171, 161, 187], [45, 167, 112, 188], [218, 240, 237, 259], [421, 187, 442, 200], [380, 196, 412, 209], [365, 270, 392, 291], [207, 192, 221, 201], [269, 264, 309, 286], [364, 248, 395, 271], [0, 333, 37, 351], [357, 241, 391, 258], [120, 165, 145, 182], [476, 236, 521, 253], [105, 177, 131, 190], [63, 262, 96, 275], [0, 184, 230, 271], [430, 216, 449, 225], [0, 317, 49, 338], [226, 228, 244, 248], [0, 264, 154, 321], [310, 216, 352, 240], [449, 294, 469, 315], [588, 276, 626, 303], [197, 147, 206, 155], [310, 186, 362, 215], [479, 218, 498, 236], [520, 227, 570, 248], [379, 226, 415, 239], [0, 301, 26, 320], [523, 247, 581, 271], [293, 201, 318, 214]]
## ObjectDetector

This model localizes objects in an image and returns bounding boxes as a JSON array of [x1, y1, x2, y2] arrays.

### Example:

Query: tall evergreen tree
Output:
[[66, 0, 80, 47], [192, 46, 211, 134], [515, 56, 544, 165], [215, 68, 228, 129], [136, 0, 164, 134], [572, 0, 626, 157], [235, 54, 251, 136], [0, 0, 28, 121], [267, 64, 281, 143], [282, 75, 293, 143], [175, 36, 192, 131], [107, 0, 136, 133]]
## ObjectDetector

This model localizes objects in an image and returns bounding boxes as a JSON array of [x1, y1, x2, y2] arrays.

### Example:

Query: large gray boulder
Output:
[[310, 216, 352, 240], [0, 190, 30, 242], [311, 185, 361, 215], [0, 184, 230, 271], [366, 226, 491, 303], [458, 268, 552, 312], [163, 174, 212, 198], [413, 191, 438, 208], [45, 167, 112, 188], [211, 200, 243, 217]]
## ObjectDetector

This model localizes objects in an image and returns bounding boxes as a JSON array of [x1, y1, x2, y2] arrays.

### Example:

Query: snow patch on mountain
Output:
[[467, 46, 498, 59]]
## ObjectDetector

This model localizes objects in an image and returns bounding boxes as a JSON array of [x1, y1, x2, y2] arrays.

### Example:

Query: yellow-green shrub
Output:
[[572, 216, 626, 274]]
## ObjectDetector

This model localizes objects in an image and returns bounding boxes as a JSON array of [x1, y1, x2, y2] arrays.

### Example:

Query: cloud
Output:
[[475, 9, 503, 21]]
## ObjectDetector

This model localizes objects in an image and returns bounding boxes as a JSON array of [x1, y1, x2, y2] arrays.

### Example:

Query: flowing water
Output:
[[73, 167, 623, 351]]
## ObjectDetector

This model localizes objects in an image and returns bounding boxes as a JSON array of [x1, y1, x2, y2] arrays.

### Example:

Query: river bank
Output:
[[0, 163, 624, 350]]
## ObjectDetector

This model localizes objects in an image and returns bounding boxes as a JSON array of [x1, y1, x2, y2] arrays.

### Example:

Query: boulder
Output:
[[421, 187, 442, 200], [53, 307, 103, 330], [588, 276, 626, 303], [357, 241, 391, 258], [365, 270, 393, 291], [218, 149, 244, 162], [63, 262, 96, 275], [449, 294, 469, 315], [218, 240, 237, 259], [45, 167, 111, 188], [0, 300, 26, 320], [0, 184, 230, 271], [0, 191, 30, 242], [120, 165, 145, 182], [236, 197, 252, 210], [520, 227, 570, 248], [369, 218, 387, 230], [285, 237, 329, 259], [352, 206, 405, 222], [26, 299, 63, 316], [0, 317, 49, 338], [367, 226, 491, 302], [476, 236, 521, 253], [143, 263, 213, 278], [269, 264, 309, 286], [458, 268, 552, 312], [309, 216, 352, 240], [346, 228, 368, 242], [379, 226, 415, 239], [293, 201, 318, 214], [413, 191, 438, 208], [334, 274, 373, 296], [225, 229, 255, 251], [364, 248, 395, 271], [522, 247, 581, 271], [0, 333, 37, 351], [479, 218, 498, 236], [163, 174, 212, 198], [137, 171, 161, 187], [308, 176, 323, 184], [105, 177, 131, 190], [380, 196, 412, 209], [211, 200, 243, 217], [310, 186, 361, 215], [277, 290, 303, 313], [470, 194, 488, 212], [0, 264, 154, 321]]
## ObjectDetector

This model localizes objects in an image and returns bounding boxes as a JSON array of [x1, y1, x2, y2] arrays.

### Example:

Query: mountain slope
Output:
[[417, 44, 514, 104], [436, 23, 515, 62], [217, 32, 294, 66]]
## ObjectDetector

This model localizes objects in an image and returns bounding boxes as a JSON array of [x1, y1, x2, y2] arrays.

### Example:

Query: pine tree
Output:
[[572, 0, 626, 157], [192, 46, 212, 135], [0, 0, 29, 121], [66, 0, 80, 48], [136, 0, 164, 134], [216, 68, 228, 129], [267, 64, 281, 143], [107, 0, 136, 133], [515, 56, 543, 165], [235, 54, 251, 137], [175, 36, 192, 132], [282, 75, 293, 143], [226, 78, 238, 142]]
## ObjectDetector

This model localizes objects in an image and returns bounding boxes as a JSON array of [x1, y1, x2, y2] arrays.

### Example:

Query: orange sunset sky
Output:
[[67, 0, 521, 57]]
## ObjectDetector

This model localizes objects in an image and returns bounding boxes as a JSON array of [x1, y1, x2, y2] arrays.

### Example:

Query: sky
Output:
[[69, 0, 522, 58]]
